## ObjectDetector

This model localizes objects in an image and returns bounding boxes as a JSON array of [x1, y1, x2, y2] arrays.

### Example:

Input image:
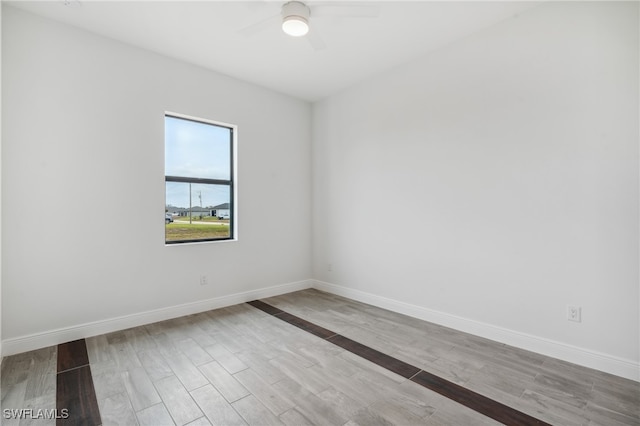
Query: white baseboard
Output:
[[1, 279, 313, 357], [4, 278, 637, 382], [312, 280, 640, 382]]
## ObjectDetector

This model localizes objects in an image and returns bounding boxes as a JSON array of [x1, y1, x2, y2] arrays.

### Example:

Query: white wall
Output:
[[2, 6, 311, 349], [312, 1, 639, 379]]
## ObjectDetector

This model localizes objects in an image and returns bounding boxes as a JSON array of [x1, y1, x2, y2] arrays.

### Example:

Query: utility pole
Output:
[[189, 183, 192, 224]]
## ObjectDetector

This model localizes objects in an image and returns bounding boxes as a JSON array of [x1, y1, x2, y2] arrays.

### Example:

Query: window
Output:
[[165, 113, 235, 244]]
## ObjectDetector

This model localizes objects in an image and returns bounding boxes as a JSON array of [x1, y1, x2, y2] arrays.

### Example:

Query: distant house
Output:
[[211, 203, 230, 219], [166, 206, 211, 218], [165, 204, 230, 218]]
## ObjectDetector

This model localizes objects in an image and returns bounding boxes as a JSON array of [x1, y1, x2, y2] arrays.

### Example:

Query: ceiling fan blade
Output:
[[307, 29, 327, 51], [238, 13, 280, 36], [312, 4, 380, 18], [243, 1, 270, 13]]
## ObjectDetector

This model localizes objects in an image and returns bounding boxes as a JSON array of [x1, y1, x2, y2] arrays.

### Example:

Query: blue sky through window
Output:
[[165, 115, 231, 209]]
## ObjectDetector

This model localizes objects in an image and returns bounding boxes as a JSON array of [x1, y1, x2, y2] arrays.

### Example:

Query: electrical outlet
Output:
[[200, 275, 208, 286], [567, 305, 581, 322], [327, 263, 333, 272]]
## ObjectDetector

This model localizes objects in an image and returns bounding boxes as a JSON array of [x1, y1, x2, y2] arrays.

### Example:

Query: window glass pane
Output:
[[165, 115, 231, 180], [165, 182, 231, 242]]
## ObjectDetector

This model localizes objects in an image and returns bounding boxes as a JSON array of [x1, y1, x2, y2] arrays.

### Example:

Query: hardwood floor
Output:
[[250, 299, 547, 425], [1, 289, 639, 425]]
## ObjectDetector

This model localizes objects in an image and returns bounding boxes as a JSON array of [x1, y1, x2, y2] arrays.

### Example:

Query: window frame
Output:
[[164, 112, 237, 245]]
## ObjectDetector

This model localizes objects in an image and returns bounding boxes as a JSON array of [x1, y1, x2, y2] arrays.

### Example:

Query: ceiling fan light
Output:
[[282, 15, 309, 37]]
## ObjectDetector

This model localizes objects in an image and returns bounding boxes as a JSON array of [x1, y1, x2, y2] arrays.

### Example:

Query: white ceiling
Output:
[[8, 1, 541, 102]]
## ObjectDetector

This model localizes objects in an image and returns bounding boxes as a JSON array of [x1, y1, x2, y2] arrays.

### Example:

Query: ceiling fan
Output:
[[239, 1, 379, 50]]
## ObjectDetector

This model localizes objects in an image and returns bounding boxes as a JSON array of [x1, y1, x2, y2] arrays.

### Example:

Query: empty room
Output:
[[1, 1, 639, 425]]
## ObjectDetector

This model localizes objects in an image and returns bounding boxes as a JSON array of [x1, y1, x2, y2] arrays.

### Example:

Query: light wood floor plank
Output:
[[92, 370, 127, 402], [184, 417, 212, 426], [162, 351, 210, 392], [233, 368, 295, 416], [278, 407, 315, 426], [136, 402, 176, 426], [122, 367, 162, 412], [271, 377, 347, 426], [198, 361, 249, 403], [235, 349, 287, 385], [269, 354, 331, 395], [154, 375, 204, 426], [315, 387, 367, 421], [204, 343, 248, 374], [98, 391, 139, 426], [190, 384, 247, 426], [176, 338, 214, 367], [0, 379, 27, 426], [138, 349, 175, 383], [232, 394, 285, 426]]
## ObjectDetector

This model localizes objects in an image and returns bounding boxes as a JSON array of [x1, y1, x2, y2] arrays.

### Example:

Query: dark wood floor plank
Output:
[[247, 299, 285, 316], [327, 334, 421, 379], [277, 312, 337, 339], [411, 371, 550, 426], [57, 339, 89, 373], [249, 300, 336, 338], [56, 365, 101, 426]]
